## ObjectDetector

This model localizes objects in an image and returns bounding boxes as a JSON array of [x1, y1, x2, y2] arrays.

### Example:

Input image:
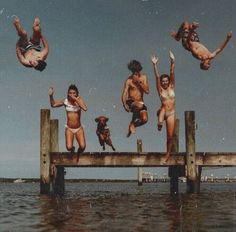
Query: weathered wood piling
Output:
[[40, 109, 236, 195], [137, 139, 143, 186], [185, 111, 201, 193]]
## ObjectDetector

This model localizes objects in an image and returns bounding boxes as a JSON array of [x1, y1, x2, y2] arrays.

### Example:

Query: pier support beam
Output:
[[40, 109, 51, 194], [137, 139, 143, 186], [50, 119, 65, 195], [185, 111, 201, 193], [169, 119, 183, 194]]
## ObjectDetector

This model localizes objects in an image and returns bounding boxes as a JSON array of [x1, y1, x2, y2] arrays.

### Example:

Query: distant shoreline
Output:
[[0, 178, 235, 183], [0, 178, 136, 183]]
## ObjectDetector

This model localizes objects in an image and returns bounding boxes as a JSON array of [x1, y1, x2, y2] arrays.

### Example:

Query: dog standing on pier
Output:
[[95, 116, 116, 151]]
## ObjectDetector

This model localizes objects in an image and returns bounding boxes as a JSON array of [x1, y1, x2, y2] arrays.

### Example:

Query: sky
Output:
[[0, 0, 235, 179]]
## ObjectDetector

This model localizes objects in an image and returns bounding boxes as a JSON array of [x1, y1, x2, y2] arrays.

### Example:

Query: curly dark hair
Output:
[[34, 60, 47, 71], [68, 84, 79, 96], [127, 60, 142, 74]]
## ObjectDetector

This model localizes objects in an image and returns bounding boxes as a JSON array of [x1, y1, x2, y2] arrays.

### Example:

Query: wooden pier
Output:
[[40, 109, 236, 195]]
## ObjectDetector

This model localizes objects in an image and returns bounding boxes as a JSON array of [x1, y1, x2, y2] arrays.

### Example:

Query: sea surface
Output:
[[0, 182, 236, 232]]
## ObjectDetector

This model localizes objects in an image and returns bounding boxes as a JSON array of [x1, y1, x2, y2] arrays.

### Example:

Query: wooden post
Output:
[[50, 119, 65, 195], [137, 139, 143, 186], [169, 119, 180, 194], [185, 111, 201, 193], [40, 109, 51, 194]]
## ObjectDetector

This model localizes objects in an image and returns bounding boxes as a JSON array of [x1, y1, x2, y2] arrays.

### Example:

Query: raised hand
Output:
[[151, 55, 158, 64], [169, 50, 175, 62], [191, 21, 199, 29], [227, 31, 233, 39], [48, 87, 54, 96]]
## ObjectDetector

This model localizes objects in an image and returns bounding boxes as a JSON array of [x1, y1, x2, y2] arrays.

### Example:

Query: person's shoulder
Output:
[[141, 74, 148, 79], [126, 76, 133, 83]]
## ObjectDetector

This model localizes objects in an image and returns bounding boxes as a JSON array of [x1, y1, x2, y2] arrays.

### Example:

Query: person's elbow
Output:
[[50, 102, 56, 108], [145, 88, 150, 94], [83, 106, 88, 111]]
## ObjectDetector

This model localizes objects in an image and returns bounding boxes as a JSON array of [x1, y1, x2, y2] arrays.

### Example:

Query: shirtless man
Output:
[[13, 16, 49, 71], [171, 21, 232, 70], [122, 60, 149, 137]]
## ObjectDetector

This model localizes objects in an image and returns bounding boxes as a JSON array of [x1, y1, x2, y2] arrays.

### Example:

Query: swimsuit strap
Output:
[[64, 99, 80, 112]]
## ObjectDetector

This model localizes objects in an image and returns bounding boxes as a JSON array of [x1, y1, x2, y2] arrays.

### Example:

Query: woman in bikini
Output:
[[48, 85, 87, 159], [151, 51, 176, 162]]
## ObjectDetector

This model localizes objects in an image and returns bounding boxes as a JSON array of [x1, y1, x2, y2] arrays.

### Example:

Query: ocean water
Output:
[[0, 182, 236, 232]]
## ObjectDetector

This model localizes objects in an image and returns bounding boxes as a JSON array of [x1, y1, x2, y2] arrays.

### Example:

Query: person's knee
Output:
[[19, 29, 27, 38], [142, 114, 148, 124], [66, 144, 74, 151], [79, 144, 86, 152]]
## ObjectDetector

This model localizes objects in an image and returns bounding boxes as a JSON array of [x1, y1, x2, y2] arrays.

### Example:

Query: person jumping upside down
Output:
[[171, 21, 232, 70], [13, 16, 49, 71]]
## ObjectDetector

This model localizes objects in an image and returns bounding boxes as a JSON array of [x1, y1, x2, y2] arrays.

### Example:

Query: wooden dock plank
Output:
[[50, 152, 185, 167], [50, 152, 236, 167]]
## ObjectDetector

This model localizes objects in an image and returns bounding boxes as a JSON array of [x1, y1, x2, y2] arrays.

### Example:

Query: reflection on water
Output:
[[0, 182, 235, 231]]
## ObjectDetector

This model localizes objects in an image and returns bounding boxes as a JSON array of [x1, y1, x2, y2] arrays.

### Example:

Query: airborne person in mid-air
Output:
[[171, 21, 232, 70], [13, 16, 49, 71]]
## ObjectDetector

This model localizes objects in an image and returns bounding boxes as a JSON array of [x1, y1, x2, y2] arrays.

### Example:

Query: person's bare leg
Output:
[[65, 128, 75, 152], [171, 21, 191, 41], [13, 16, 28, 42], [164, 114, 175, 162], [157, 108, 165, 131], [127, 121, 136, 137], [75, 128, 86, 164], [30, 17, 41, 44]]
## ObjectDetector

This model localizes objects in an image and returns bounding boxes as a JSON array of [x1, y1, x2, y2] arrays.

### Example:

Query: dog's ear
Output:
[[105, 117, 109, 122], [95, 117, 99, 122]]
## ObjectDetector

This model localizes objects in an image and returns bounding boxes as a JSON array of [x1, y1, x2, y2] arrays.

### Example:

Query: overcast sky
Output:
[[0, 0, 235, 179]]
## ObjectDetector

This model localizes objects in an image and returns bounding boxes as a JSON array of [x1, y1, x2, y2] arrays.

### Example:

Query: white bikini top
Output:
[[160, 89, 175, 102], [64, 99, 80, 112]]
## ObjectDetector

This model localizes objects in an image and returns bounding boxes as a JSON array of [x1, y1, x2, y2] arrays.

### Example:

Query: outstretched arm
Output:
[[40, 35, 49, 60], [169, 51, 175, 86], [48, 87, 64, 107], [151, 55, 161, 94], [210, 31, 232, 59], [121, 80, 130, 112]]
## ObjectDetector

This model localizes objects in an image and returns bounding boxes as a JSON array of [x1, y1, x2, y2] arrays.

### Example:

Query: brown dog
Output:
[[95, 116, 115, 151]]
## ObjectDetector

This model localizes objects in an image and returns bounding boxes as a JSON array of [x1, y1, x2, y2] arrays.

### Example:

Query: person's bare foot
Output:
[[13, 16, 20, 25], [33, 17, 40, 27], [126, 123, 136, 137], [70, 146, 75, 153], [163, 153, 170, 163], [191, 21, 199, 29], [170, 31, 178, 40], [158, 123, 162, 131]]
